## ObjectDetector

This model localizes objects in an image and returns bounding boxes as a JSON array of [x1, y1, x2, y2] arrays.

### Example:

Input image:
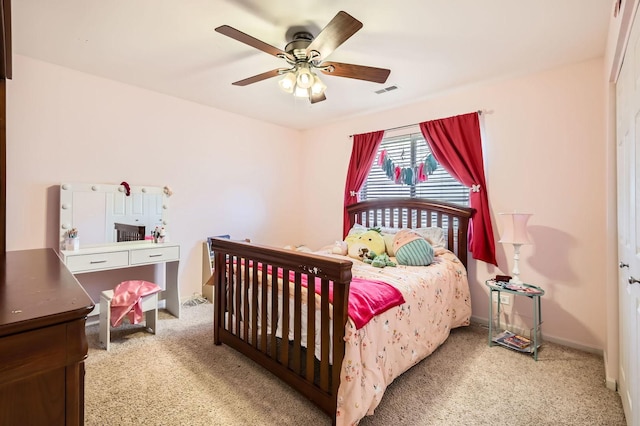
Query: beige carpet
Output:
[[84, 303, 626, 425]]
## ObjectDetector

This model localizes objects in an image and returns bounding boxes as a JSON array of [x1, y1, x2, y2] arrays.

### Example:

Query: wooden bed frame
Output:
[[210, 198, 473, 425]]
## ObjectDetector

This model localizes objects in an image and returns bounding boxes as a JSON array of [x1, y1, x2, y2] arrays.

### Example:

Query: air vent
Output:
[[375, 85, 398, 94]]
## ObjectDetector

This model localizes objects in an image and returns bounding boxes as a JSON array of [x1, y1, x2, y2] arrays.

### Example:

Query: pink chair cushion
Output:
[[110, 280, 161, 327]]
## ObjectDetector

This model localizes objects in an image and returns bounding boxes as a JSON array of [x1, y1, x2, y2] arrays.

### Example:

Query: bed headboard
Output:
[[346, 198, 474, 267]]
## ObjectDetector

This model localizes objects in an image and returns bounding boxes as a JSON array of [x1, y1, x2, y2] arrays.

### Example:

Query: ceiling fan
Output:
[[215, 11, 391, 104]]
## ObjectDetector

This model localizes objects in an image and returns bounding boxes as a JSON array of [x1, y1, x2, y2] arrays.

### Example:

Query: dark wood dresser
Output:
[[0, 248, 94, 425]]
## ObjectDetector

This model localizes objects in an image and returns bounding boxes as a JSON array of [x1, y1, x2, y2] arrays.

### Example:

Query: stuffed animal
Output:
[[284, 244, 313, 253], [317, 240, 348, 255], [345, 228, 386, 260], [364, 251, 397, 268], [331, 240, 348, 255], [393, 229, 434, 266], [344, 233, 365, 258]]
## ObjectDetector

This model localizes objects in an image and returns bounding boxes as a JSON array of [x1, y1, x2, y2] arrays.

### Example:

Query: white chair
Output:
[[99, 288, 159, 351]]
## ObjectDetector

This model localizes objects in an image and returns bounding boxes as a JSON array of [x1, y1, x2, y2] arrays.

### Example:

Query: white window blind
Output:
[[359, 132, 470, 205]]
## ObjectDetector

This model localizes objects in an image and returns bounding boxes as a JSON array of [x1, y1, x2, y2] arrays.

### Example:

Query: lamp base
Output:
[[509, 243, 524, 285]]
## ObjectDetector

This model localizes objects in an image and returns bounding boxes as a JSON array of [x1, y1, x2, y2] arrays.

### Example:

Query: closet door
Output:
[[616, 7, 640, 425]]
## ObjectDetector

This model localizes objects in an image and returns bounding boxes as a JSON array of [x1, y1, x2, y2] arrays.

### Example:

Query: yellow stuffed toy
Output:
[[345, 228, 386, 260]]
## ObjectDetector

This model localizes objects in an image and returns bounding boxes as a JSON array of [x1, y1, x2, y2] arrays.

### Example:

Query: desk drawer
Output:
[[130, 246, 180, 265], [65, 251, 129, 273]]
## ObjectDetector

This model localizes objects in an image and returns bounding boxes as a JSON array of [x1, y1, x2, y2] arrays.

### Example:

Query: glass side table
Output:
[[485, 279, 545, 361]]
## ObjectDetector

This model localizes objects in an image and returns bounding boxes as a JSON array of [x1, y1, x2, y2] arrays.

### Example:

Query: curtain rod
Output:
[[349, 110, 484, 138]]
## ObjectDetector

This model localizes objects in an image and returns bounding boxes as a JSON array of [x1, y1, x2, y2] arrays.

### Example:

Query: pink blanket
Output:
[[338, 277, 406, 329], [254, 263, 405, 329], [110, 280, 161, 327]]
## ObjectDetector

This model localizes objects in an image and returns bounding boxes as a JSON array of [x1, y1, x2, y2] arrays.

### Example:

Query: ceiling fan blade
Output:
[[320, 61, 390, 84], [215, 25, 288, 59], [310, 92, 327, 104], [232, 69, 282, 86], [306, 11, 363, 60]]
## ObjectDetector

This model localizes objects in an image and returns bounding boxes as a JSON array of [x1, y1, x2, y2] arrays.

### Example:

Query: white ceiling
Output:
[[12, 1, 612, 130]]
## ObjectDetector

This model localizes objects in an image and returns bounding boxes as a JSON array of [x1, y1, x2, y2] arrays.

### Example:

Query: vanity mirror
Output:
[[59, 182, 170, 248]]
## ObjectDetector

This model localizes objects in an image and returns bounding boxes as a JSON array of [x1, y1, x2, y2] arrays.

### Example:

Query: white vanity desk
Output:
[[59, 182, 180, 319], [59, 241, 181, 318]]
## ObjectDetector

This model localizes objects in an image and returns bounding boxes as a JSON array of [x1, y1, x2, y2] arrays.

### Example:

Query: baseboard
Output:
[[603, 351, 618, 391], [469, 316, 489, 329], [544, 334, 603, 356], [86, 314, 99, 327], [181, 293, 208, 303]]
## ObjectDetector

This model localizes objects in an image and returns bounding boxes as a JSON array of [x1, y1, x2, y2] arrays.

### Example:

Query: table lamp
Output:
[[499, 212, 532, 285]]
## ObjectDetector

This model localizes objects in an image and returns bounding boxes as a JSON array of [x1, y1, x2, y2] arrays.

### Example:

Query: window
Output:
[[359, 132, 469, 205]]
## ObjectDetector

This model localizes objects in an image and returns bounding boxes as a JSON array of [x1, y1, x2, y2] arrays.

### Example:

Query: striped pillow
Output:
[[393, 230, 434, 266]]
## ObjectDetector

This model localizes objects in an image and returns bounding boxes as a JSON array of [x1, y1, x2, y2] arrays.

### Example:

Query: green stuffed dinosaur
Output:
[[363, 251, 397, 268]]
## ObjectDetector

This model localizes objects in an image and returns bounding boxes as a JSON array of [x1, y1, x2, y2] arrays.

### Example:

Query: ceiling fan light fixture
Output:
[[311, 74, 326, 95], [217, 11, 392, 105], [278, 72, 296, 93], [296, 64, 314, 89], [293, 85, 310, 98]]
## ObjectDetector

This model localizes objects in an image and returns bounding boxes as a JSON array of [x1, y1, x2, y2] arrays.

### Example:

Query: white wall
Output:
[[301, 58, 607, 352], [7, 54, 303, 301], [7, 53, 609, 353]]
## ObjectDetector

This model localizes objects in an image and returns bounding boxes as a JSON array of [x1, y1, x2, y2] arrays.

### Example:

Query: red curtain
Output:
[[343, 130, 385, 237], [419, 112, 497, 265]]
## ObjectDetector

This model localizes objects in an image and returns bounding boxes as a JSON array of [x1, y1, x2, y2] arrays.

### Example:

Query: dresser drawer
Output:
[[65, 250, 129, 273], [130, 245, 180, 265]]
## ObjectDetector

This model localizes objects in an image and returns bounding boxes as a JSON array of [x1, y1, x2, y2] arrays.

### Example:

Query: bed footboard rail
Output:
[[210, 238, 352, 421]]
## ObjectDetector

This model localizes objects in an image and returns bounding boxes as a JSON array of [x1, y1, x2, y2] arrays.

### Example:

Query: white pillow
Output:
[[415, 227, 446, 248], [350, 224, 408, 235], [347, 223, 367, 235]]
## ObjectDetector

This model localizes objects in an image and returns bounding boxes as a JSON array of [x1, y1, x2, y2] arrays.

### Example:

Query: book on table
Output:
[[493, 330, 531, 349], [504, 284, 542, 294], [503, 334, 531, 349]]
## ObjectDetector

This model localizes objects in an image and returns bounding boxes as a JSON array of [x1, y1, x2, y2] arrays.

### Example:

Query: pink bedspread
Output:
[[336, 249, 472, 425], [110, 280, 161, 327], [342, 277, 406, 329], [254, 263, 405, 329]]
